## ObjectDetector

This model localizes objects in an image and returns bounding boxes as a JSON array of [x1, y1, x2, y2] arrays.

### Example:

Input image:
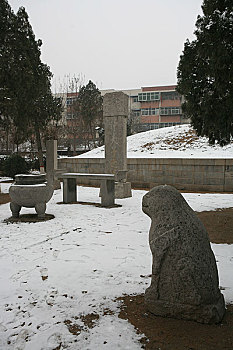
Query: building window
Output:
[[141, 108, 159, 116], [161, 91, 181, 100], [66, 97, 77, 106], [138, 92, 160, 102], [160, 107, 181, 115], [132, 96, 138, 102], [132, 109, 140, 117], [151, 108, 159, 115], [141, 108, 149, 115]]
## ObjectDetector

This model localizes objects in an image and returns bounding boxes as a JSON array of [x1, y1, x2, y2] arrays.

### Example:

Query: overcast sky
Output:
[[8, 0, 203, 91]]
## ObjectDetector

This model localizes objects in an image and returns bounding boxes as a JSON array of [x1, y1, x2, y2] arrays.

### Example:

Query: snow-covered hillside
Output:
[[78, 124, 233, 159]]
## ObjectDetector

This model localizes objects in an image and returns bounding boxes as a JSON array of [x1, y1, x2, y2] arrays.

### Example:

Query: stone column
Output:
[[46, 139, 60, 190], [103, 91, 132, 198]]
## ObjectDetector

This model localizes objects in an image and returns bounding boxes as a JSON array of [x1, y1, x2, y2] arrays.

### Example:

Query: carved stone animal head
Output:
[[142, 185, 191, 219]]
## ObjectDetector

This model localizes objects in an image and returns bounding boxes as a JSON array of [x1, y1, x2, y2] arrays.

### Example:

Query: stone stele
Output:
[[142, 185, 225, 324], [103, 91, 132, 198]]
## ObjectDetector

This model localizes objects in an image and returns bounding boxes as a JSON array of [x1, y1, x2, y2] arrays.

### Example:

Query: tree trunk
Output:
[[6, 128, 9, 153], [72, 136, 77, 156]]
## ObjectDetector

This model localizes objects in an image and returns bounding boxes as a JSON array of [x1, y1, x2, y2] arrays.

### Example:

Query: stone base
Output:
[[53, 179, 61, 190], [115, 182, 132, 199], [145, 290, 225, 324]]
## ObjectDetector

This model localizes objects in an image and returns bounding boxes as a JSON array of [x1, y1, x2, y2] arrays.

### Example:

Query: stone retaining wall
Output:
[[58, 157, 233, 192]]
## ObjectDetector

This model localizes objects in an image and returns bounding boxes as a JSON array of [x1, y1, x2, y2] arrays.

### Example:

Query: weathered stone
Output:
[[15, 174, 46, 185], [63, 178, 77, 203], [60, 173, 115, 207], [9, 174, 54, 218], [114, 182, 132, 199], [100, 179, 115, 206], [103, 91, 129, 117], [46, 139, 61, 190], [142, 185, 225, 324], [103, 91, 132, 198]]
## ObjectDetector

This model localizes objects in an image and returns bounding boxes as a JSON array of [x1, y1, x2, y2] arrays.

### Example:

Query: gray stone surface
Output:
[[57, 157, 233, 192], [60, 173, 115, 207], [142, 185, 225, 324], [15, 174, 46, 185], [103, 91, 129, 117], [114, 182, 132, 199], [46, 139, 60, 190], [9, 175, 54, 218], [63, 178, 77, 203], [103, 91, 132, 198], [100, 179, 115, 206]]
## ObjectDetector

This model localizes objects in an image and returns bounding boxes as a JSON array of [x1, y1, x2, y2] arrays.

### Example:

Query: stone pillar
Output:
[[46, 140, 60, 190], [103, 91, 132, 198]]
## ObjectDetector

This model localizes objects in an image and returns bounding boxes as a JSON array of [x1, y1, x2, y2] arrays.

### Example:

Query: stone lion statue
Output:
[[142, 185, 225, 324]]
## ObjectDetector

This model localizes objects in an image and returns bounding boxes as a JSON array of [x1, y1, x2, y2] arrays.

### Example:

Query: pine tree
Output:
[[177, 0, 233, 145], [0, 0, 17, 150], [14, 7, 61, 166], [76, 80, 103, 149], [0, 1, 62, 163]]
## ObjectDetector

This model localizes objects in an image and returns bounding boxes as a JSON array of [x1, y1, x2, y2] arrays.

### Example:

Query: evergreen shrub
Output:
[[3, 154, 30, 179]]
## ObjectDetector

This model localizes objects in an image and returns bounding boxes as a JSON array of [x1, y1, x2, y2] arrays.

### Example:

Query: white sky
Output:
[[8, 0, 203, 91]]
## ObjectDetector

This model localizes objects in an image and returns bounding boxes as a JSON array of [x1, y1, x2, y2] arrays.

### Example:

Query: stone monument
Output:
[[103, 91, 132, 198], [46, 139, 60, 190], [142, 185, 225, 324]]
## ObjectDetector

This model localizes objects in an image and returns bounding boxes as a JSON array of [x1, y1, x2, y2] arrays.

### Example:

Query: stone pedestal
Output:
[[114, 182, 132, 199], [63, 178, 77, 203], [46, 139, 60, 190], [103, 91, 132, 199], [100, 179, 115, 206]]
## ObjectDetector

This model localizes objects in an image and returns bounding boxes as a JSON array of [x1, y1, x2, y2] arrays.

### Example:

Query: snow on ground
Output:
[[78, 124, 233, 159], [0, 183, 233, 349]]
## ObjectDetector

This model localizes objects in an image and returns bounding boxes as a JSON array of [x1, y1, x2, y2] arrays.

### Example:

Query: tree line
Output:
[[177, 0, 233, 146], [0, 0, 63, 167], [0, 0, 104, 163]]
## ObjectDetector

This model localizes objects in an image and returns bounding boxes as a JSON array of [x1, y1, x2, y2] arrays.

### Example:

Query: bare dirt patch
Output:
[[118, 295, 233, 350], [64, 313, 100, 336], [0, 193, 10, 205], [197, 208, 233, 244], [141, 129, 200, 151]]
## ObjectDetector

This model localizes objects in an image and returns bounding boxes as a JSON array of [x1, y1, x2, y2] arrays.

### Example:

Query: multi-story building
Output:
[[101, 85, 187, 133], [56, 84, 188, 149], [134, 85, 186, 132]]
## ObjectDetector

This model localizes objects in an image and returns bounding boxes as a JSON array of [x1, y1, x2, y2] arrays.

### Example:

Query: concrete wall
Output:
[[58, 157, 233, 192]]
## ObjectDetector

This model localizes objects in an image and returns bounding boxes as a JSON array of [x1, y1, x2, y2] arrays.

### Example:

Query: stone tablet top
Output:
[[103, 91, 129, 117]]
